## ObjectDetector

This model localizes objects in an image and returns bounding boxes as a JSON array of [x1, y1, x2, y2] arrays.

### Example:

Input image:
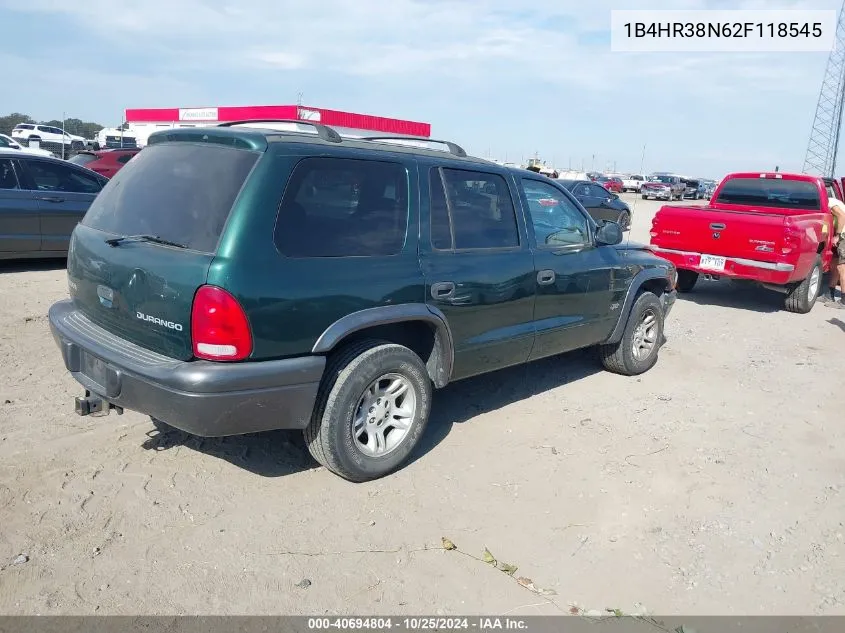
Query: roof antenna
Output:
[[624, 142, 646, 251]]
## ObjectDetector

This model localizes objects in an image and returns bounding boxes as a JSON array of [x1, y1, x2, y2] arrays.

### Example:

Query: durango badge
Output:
[[136, 311, 183, 331]]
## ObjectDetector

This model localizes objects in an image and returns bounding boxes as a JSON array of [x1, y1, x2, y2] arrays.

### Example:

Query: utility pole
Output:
[[591, 154, 595, 171], [61, 111, 66, 159], [639, 144, 647, 174], [296, 92, 304, 119]]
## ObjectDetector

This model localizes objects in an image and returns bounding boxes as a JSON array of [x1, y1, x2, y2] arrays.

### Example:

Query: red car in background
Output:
[[68, 148, 141, 178], [596, 175, 624, 193]]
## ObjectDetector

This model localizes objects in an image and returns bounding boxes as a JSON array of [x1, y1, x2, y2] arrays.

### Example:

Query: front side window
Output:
[[430, 168, 519, 250], [275, 157, 409, 257], [521, 178, 590, 248], [26, 161, 103, 194]]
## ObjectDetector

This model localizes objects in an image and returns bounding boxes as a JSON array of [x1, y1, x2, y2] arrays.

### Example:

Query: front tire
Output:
[[784, 257, 822, 314], [305, 341, 432, 482], [599, 291, 665, 376], [617, 211, 631, 231]]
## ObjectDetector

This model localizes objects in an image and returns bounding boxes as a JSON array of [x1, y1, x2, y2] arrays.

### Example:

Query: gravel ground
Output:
[[0, 194, 842, 616]]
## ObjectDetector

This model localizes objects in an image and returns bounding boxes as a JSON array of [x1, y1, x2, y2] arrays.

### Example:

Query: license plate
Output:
[[699, 254, 726, 271], [82, 353, 108, 388]]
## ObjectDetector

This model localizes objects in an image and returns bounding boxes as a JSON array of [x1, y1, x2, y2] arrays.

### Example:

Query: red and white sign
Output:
[[125, 104, 430, 137]]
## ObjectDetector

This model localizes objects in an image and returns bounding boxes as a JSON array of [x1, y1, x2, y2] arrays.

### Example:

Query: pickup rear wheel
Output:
[[784, 257, 821, 314], [304, 340, 432, 482], [675, 270, 698, 293], [599, 291, 665, 376]]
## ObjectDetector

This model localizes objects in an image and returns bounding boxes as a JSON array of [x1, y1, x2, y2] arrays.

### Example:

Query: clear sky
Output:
[[0, 0, 841, 178]]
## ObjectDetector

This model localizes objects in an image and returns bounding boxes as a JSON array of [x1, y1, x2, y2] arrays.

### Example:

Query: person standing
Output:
[[822, 195, 845, 307]]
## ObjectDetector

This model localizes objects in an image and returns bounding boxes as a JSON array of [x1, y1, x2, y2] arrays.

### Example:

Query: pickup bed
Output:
[[649, 171, 836, 313]]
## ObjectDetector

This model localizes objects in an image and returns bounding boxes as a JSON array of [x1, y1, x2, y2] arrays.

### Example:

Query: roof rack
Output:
[[216, 119, 343, 143], [360, 136, 467, 158]]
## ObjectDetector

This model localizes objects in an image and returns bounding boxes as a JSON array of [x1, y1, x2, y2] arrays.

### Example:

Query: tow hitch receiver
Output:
[[75, 390, 123, 417]]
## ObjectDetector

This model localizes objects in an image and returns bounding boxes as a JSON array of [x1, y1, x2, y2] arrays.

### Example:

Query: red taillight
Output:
[[191, 285, 252, 361], [781, 217, 800, 254]]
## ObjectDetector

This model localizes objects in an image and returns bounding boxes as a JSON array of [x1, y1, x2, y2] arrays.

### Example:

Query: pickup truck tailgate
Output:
[[651, 205, 785, 263]]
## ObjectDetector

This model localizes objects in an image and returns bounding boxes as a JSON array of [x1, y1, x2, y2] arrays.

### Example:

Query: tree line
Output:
[[0, 112, 107, 139]]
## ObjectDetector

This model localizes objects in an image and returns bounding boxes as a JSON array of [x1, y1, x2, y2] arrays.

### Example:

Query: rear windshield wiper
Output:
[[105, 234, 187, 249]]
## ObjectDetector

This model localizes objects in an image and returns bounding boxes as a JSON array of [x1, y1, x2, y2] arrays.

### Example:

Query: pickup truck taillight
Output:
[[781, 216, 800, 254], [650, 216, 659, 238]]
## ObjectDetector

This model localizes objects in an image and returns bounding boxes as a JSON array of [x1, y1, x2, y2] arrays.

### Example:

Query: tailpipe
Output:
[[702, 274, 721, 281]]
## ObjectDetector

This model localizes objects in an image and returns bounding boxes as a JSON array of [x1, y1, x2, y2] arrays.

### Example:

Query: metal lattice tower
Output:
[[803, 2, 845, 178]]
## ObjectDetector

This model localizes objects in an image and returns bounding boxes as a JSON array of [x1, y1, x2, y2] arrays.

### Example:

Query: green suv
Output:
[[48, 121, 677, 482]]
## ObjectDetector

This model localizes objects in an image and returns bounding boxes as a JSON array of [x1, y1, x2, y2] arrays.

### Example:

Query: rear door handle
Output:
[[431, 281, 456, 300], [537, 269, 556, 285], [36, 196, 65, 203]]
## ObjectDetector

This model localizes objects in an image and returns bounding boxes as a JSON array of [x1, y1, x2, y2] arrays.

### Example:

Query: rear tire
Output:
[[675, 270, 699, 293], [304, 341, 432, 482], [599, 291, 665, 376], [784, 257, 822, 314]]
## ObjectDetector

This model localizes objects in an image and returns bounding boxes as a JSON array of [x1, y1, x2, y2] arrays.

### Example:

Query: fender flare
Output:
[[604, 269, 673, 345], [311, 303, 454, 388]]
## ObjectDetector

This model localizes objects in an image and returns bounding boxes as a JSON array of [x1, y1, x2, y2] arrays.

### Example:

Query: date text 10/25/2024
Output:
[[307, 618, 528, 630]]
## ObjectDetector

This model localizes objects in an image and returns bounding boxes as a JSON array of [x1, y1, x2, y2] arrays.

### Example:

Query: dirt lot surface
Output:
[[0, 194, 842, 616]]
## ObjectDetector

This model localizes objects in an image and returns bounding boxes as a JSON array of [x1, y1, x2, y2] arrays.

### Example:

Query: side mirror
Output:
[[595, 221, 623, 246], [611, 192, 619, 200]]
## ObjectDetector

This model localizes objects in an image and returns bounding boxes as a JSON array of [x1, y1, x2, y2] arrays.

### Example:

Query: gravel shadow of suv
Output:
[[48, 120, 678, 482]]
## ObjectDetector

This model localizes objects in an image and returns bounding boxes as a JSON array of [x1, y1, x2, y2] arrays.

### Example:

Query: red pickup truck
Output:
[[649, 171, 837, 313]]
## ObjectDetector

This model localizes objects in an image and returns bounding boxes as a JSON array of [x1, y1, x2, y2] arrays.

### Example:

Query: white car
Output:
[[0, 133, 54, 157], [621, 174, 647, 192], [11, 123, 86, 150], [556, 170, 591, 181]]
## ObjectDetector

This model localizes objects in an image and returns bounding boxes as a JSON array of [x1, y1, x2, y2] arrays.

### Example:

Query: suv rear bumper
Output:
[[48, 300, 324, 437]]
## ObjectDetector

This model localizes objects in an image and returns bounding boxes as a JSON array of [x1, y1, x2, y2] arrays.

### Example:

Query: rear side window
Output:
[[715, 178, 820, 210], [275, 157, 409, 257], [430, 168, 519, 250], [82, 143, 258, 253], [68, 153, 98, 166], [0, 159, 19, 190]]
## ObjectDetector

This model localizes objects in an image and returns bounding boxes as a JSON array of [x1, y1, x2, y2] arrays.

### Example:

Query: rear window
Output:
[[69, 153, 98, 166], [274, 157, 409, 257], [715, 178, 820, 210], [82, 142, 259, 252], [15, 124, 34, 130]]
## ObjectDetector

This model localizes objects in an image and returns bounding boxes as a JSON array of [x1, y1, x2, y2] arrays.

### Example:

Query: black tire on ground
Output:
[[304, 340, 432, 482], [784, 256, 822, 314], [599, 291, 665, 376], [675, 270, 699, 293], [642, 194, 648, 199], [617, 211, 631, 231]]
